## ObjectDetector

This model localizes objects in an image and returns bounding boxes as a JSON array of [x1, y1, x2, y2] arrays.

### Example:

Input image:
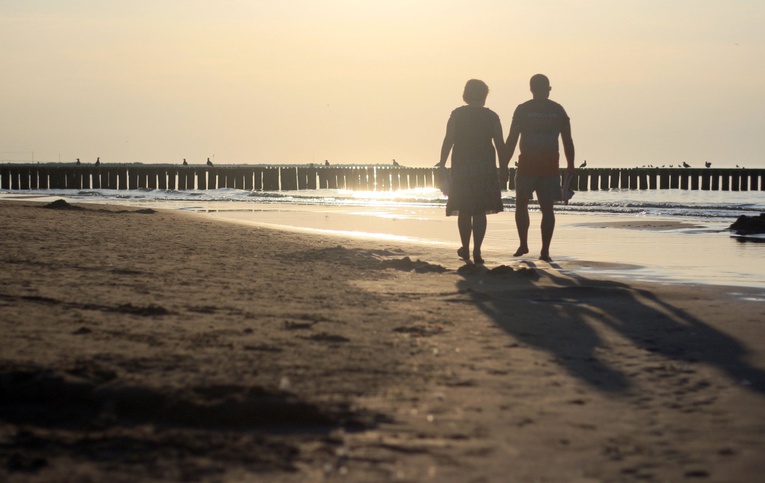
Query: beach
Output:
[[2, 199, 765, 482], [205, 200, 765, 289]]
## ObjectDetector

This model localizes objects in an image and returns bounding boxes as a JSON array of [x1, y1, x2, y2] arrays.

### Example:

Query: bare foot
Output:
[[513, 246, 529, 257], [539, 252, 552, 262], [457, 247, 470, 261]]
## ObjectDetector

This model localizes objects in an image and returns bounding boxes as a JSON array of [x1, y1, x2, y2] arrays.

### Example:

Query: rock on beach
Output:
[[729, 213, 765, 235]]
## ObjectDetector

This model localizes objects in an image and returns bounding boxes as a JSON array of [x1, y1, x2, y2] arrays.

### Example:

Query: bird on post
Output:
[[207, 158, 214, 167], [95, 157, 100, 167], [705, 162, 711, 168], [682, 162, 691, 168], [183, 158, 188, 166], [392, 159, 399, 166], [76, 158, 81, 165], [579, 160, 587, 168]]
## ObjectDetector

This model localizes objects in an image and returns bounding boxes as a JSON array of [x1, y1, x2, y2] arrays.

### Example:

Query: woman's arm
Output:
[[438, 117, 455, 168], [493, 118, 511, 184], [492, 119, 507, 168]]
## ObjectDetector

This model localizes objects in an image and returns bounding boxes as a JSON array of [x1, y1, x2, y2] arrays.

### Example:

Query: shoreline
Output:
[[200, 203, 765, 290], [1, 199, 765, 481], [3, 192, 765, 289]]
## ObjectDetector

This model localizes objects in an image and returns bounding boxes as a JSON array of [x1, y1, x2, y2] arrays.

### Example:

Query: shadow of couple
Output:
[[454, 260, 765, 396]]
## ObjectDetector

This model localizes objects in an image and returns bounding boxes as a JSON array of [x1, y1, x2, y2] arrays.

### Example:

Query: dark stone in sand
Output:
[[42, 199, 82, 210], [729, 213, 765, 235], [457, 264, 482, 275], [458, 264, 540, 279], [489, 265, 515, 275], [380, 257, 448, 273]]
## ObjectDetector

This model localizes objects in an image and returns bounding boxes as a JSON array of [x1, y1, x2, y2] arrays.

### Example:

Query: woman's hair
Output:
[[462, 79, 489, 104]]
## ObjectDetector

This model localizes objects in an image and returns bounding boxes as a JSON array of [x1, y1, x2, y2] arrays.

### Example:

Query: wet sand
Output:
[[1, 200, 765, 482], [208, 204, 765, 288]]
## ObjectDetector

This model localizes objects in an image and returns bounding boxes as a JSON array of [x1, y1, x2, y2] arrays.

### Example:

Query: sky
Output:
[[2, 0, 764, 169]]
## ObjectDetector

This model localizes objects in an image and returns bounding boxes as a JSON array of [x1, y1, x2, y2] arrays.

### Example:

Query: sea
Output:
[[3, 187, 765, 290]]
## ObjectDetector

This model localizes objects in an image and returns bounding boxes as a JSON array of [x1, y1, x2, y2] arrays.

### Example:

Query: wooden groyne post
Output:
[[1, 164, 763, 192]]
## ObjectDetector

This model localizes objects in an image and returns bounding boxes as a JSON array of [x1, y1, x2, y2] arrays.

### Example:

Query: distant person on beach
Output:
[[438, 79, 506, 264], [501, 74, 575, 262]]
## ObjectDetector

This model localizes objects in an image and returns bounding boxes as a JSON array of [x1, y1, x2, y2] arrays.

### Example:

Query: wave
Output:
[[4, 186, 764, 220]]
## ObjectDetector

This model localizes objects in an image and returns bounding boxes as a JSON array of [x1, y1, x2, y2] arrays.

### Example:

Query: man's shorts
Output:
[[515, 174, 561, 204]]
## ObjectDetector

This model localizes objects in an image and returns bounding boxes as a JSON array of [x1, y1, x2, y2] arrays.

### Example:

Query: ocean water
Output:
[[3, 187, 765, 289], [9, 186, 764, 217]]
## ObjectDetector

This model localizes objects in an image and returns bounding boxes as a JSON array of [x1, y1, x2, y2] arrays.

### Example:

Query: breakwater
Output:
[[1, 164, 764, 192]]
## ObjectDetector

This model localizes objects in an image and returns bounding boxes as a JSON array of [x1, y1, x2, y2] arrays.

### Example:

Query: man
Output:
[[501, 74, 575, 262]]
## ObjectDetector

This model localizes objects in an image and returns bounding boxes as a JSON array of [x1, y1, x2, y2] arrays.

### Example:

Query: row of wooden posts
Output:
[[1, 164, 764, 192]]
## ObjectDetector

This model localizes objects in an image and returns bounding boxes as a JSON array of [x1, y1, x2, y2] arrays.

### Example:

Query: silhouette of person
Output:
[[501, 74, 575, 262], [438, 79, 506, 264]]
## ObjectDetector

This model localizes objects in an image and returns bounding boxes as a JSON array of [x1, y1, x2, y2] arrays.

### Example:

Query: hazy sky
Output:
[[2, 1, 764, 168]]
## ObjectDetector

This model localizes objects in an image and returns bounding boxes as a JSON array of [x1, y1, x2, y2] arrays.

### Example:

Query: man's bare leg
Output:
[[539, 201, 555, 262], [514, 198, 530, 257]]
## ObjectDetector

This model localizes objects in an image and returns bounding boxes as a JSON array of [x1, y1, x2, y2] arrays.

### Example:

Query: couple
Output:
[[437, 75, 575, 264]]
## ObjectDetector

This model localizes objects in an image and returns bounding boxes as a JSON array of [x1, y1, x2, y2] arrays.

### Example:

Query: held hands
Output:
[[498, 167, 510, 185]]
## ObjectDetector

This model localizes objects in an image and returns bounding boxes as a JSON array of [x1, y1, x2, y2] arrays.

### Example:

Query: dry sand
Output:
[[1, 200, 764, 482]]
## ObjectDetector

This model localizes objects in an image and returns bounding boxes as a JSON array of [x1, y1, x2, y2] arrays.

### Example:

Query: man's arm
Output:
[[502, 123, 520, 170], [561, 122, 575, 174]]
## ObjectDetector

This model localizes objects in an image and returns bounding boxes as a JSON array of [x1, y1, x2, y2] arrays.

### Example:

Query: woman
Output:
[[437, 79, 506, 264]]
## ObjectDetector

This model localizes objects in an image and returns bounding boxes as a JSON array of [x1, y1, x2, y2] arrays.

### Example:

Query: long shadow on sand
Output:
[[0, 365, 386, 477], [455, 262, 765, 395]]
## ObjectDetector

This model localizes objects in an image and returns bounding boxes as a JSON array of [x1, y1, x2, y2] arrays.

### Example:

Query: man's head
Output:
[[463, 79, 489, 105], [530, 74, 551, 99]]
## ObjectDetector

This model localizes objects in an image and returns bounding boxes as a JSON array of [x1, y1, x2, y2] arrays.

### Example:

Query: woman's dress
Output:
[[445, 105, 504, 216]]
